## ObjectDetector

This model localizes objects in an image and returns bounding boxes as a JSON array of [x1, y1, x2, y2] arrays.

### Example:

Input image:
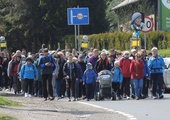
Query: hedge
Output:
[[64, 31, 170, 52]]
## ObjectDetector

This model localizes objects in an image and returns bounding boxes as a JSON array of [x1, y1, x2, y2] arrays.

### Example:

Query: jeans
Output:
[[133, 79, 143, 97], [56, 79, 62, 97], [151, 73, 163, 96]]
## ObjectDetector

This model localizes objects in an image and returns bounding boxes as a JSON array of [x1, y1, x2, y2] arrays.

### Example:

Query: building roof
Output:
[[112, 0, 139, 10]]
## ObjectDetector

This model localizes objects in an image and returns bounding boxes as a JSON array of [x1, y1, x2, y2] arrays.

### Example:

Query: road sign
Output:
[[142, 16, 154, 33], [67, 8, 89, 25]]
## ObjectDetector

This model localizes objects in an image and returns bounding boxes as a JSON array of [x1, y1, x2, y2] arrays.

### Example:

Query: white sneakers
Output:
[[25, 93, 32, 98]]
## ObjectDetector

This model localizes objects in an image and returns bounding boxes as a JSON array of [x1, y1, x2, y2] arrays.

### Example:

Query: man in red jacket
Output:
[[119, 51, 131, 100]]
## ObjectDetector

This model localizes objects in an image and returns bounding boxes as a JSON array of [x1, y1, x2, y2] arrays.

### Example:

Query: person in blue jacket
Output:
[[20, 57, 38, 98], [148, 47, 165, 99], [82, 63, 97, 101], [111, 61, 123, 100]]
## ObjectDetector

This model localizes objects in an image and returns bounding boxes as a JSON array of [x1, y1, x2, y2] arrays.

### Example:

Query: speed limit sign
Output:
[[141, 16, 154, 33]]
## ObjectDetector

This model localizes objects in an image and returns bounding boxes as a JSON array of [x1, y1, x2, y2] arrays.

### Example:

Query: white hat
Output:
[[131, 49, 137, 53], [123, 51, 130, 56], [151, 47, 158, 51], [114, 61, 120, 65]]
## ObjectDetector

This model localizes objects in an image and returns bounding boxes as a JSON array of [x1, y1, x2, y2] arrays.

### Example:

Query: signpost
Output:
[[141, 16, 154, 50], [159, 0, 170, 30], [67, 7, 89, 51]]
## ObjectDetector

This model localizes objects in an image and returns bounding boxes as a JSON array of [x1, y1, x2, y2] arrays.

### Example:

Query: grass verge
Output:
[[0, 96, 20, 107], [0, 114, 16, 120]]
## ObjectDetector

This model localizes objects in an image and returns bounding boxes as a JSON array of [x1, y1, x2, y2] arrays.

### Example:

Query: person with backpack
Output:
[[63, 53, 78, 102], [38, 48, 56, 101], [82, 63, 97, 101], [130, 52, 144, 100], [119, 51, 132, 100], [20, 57, 38, 98], [148, 47, 165, 99], [111, 61, 123, 100]]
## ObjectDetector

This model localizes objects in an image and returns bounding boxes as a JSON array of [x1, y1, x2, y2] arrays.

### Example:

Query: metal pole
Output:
[[78, 25, 80, 52], [144, 33, 147, 50], [74, 25, 77, 49]]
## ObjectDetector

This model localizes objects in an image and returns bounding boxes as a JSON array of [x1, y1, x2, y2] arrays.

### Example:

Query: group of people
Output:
[[0, 46, 166, 102]]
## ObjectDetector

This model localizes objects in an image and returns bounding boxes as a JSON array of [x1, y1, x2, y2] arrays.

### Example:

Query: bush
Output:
[[63, 31, 170, 56]]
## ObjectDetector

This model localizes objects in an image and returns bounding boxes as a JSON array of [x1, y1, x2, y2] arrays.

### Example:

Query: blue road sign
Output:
[[67, 8, 89, 25]]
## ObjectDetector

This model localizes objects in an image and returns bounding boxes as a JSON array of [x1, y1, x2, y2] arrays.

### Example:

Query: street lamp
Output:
[[0, 36, 5, 41], [0, 36, 6, 51]]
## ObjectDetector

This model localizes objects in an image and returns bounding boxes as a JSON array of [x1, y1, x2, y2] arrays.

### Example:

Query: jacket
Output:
[[89, 55, 98, 68], [148, 55, 165, 73], [63, 61, 78, 80], [142, 57, 150, 77], [20, 63, 38, 80], [95, 58, 110, 73], [111, 67, 123, 84], [38, 54, 55, 74], [119, 58, 131, 78], [130, 60, 144, 79], [82, 69, 97, 84]]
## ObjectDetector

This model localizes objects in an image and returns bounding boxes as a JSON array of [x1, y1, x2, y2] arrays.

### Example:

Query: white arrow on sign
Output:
[[142, 16, 154, 33]]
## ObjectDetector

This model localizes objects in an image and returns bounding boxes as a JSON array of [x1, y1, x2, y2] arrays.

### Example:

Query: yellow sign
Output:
[[81, 42, 88, 48], [131, 40, 140, 47], [1, 42, 6, 47]]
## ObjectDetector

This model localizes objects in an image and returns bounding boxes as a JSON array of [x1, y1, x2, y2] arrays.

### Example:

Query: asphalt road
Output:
[[79, 94, 170, 120]]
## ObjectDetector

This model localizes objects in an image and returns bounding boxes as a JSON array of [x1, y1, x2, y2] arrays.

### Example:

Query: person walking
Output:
[[130, 52, 144, 100], [148, 47, 165, 99], [82, 63, 97, 101], [111, 61, 123, 100], [119, 51, 132, 100], [20, 57, 38, 98], [63, 53, 78, 102], [38, 48, 56, 101]]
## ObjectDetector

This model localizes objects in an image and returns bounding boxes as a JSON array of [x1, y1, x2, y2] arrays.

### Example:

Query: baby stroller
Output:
[[95, 70, 114, 101]]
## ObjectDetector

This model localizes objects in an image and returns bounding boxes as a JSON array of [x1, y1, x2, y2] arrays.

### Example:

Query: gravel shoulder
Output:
[[0, 91, 128, 120]]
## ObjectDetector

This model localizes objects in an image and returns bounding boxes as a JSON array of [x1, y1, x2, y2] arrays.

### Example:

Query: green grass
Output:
[[0, 114, 16, 120], [0, 96, 20, 107]]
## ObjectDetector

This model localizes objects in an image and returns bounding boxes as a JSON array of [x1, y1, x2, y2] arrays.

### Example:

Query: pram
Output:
[[95, 70, 114, 101]]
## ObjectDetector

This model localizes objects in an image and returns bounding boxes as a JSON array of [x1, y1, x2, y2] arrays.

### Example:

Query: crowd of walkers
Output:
[[0, 45, 166, 101]]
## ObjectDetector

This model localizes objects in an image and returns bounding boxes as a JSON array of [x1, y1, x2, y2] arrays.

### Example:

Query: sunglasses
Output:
[[125, 54, 129, 55]]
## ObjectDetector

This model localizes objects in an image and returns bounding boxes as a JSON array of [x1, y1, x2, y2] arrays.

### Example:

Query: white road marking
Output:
[[78, 101, 137, 120]]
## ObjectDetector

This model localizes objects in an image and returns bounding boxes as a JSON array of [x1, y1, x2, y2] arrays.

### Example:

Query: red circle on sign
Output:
[[141, 16, 154, 33]]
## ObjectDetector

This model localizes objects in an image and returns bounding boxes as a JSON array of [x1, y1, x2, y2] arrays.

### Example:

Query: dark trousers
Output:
[[24, 79, 34, 94], [61, 79, 66, 96], [66, 79, 75, 98], [120, 77, 130, 96], [86, 83, 94, 99], [112, 82, 121, 96], [79, 82, 86, 97], [0, 70, 2, 88], [4, 72, 10, 89], [142, 76, 149, 97], [42, 74, 53, 98], [34, 80, 43, 96], [151, 73, 163, 96], [12, 76, 20, 93]]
